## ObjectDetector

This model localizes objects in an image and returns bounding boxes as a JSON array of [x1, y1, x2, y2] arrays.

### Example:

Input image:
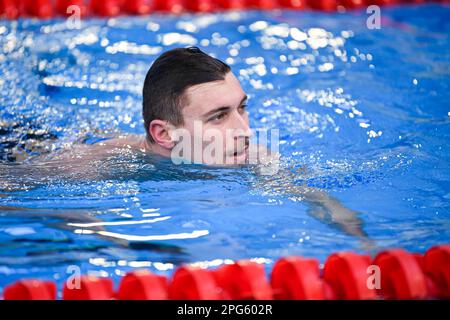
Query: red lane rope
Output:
[[2, 244, 449, 300], [0, 0, 448, 19]]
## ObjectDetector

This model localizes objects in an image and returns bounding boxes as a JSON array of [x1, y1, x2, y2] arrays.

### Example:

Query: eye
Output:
[[208, 112, 228, 122], [238, 104, 248, 113]]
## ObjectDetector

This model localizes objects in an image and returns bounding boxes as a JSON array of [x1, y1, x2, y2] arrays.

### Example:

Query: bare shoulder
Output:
[[95, 134, 146, 149], [39, 134, 147, 163]]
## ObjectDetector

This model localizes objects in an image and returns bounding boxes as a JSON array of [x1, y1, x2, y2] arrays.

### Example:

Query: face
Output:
[[176, 72, 252, 165]]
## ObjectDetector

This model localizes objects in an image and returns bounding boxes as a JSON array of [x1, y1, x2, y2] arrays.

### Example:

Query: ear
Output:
[[148, 120, 176, 149]]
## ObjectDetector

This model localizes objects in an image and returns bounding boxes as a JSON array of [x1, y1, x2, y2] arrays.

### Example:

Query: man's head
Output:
[[142, 47, 251, 165]]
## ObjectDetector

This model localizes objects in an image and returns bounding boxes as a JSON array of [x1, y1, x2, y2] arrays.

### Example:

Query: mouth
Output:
[[231, 140, 250, 161], [233, 145, 248, 157]]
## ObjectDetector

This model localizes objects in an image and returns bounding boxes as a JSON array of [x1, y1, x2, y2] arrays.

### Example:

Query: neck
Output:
[[141, 136, 172, 159]]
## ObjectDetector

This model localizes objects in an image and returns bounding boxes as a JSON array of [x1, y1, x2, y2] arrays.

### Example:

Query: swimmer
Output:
[[1, 47, 370, 244], [99, 47, 369, 240]]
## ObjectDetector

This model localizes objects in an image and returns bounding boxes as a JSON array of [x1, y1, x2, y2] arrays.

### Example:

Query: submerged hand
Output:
[[308, 200, 368, 239]]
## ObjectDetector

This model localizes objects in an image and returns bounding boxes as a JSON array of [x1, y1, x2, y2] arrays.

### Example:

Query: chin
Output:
[[201, 156, 247, 167], [226, 154, 248, 166]]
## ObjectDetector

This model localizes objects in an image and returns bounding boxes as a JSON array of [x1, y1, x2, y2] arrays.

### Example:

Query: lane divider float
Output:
[[3, 244, 449, 300], [0, 0, 448, 19]]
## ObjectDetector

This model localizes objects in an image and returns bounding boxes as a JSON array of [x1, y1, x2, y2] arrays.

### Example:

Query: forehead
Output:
[[182, 72, 246, 119]]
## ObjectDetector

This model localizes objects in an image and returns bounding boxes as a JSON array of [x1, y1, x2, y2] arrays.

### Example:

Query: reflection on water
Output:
[[1, 5, 450, 290]]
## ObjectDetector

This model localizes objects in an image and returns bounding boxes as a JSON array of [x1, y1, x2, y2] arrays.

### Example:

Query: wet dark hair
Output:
[[142, 46, 231, 143]]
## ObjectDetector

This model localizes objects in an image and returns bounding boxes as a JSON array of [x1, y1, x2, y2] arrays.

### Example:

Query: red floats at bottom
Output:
[[116, 270, 168, 300], [213, 260, 273, 299], [323, 252, 377, 300], [2, 244, 450, 300], [373, 249, 428, 299], [4, 280, 56, 300], [423, 245, 450, 299], [63, 276, 114, 300], [271, 257, 326, 299], [170, 266, 222, 299]]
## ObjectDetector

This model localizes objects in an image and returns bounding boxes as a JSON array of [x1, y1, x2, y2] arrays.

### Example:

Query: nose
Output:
[[230, 110, 252, 139]]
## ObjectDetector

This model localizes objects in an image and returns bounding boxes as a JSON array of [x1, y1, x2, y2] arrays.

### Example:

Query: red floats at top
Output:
[[1, 0, 448, 19]]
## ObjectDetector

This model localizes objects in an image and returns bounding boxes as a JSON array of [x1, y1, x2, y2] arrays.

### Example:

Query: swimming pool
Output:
[[0, 3, 449, 297]]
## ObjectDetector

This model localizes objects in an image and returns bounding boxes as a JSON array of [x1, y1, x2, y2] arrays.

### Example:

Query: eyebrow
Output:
[[202, 95, 248, 119]]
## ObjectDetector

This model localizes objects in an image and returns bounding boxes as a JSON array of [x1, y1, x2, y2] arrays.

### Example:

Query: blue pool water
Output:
[[0, 4, 449, 295]]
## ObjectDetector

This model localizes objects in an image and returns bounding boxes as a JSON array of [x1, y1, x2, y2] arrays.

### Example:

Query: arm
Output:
[[293, 185, 367, 238], [253, 145, 368, 239]]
